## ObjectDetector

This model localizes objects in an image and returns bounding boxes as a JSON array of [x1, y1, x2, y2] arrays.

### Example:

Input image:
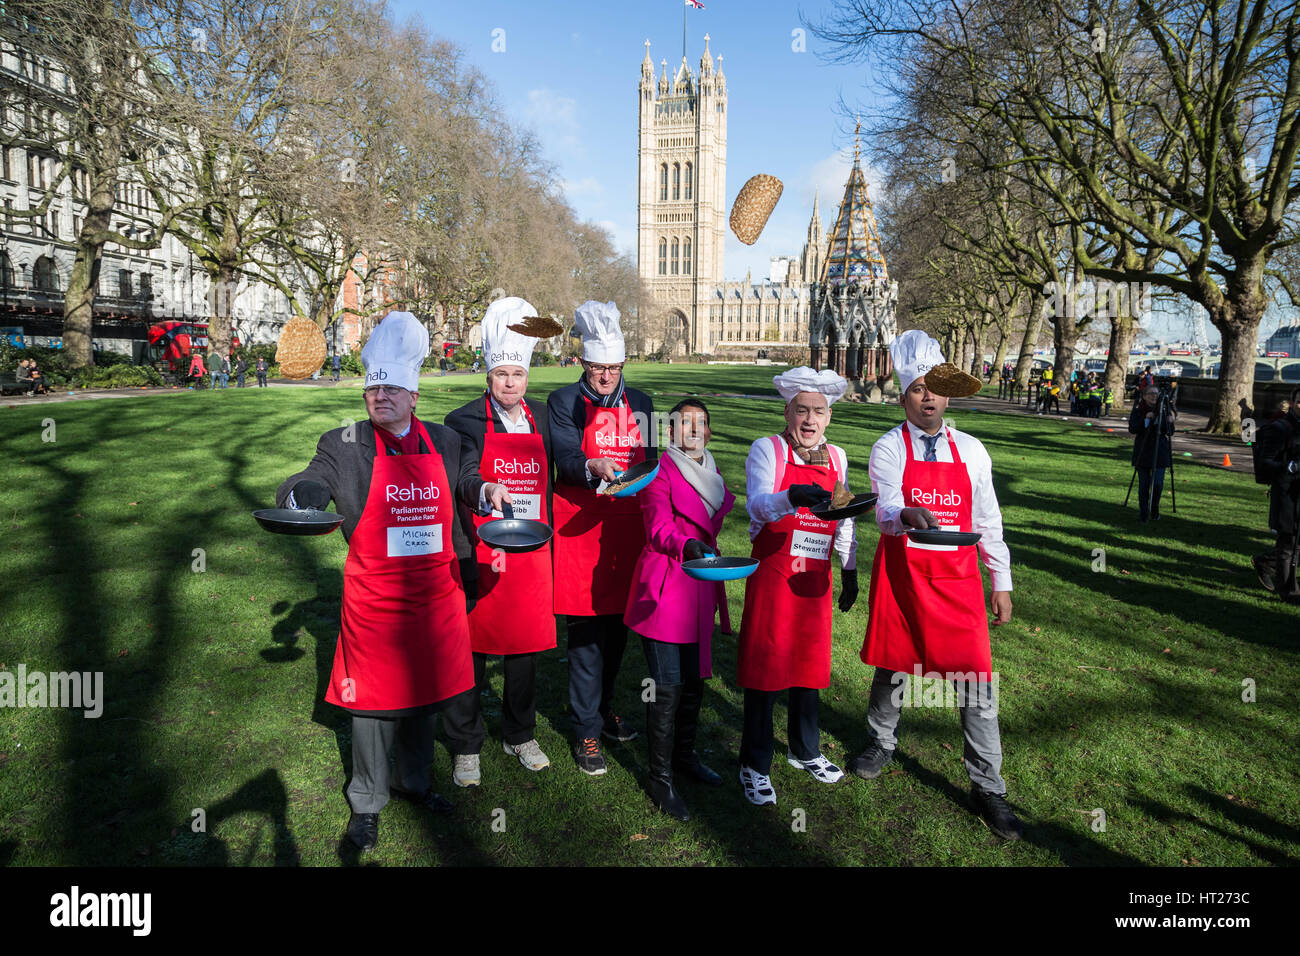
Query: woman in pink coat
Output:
[[625, 399, 735, 821]]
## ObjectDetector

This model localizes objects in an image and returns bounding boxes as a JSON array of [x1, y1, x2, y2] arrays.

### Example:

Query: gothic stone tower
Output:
[[810, 130, 898, 384], [637, 36, 727, 356]]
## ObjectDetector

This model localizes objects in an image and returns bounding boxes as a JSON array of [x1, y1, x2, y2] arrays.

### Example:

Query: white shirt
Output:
[[478, 397, 534, 513], [868, 421, 1012, 592], [745, 435, 858, 571]]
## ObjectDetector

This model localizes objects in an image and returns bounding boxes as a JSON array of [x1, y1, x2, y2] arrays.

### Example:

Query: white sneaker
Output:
[[740, 766, 777, 806], [453, 753, 481, 787], [503, 738, 550, 771], [787, 752, 845, 783]]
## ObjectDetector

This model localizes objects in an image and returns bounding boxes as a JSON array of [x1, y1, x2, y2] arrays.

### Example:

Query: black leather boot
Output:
[[646, 683, 689, 821], [673, 679, 722, 786]]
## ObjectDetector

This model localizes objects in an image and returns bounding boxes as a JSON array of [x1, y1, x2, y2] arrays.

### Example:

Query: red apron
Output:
[[861, 423, 992, 678], [325, 417, 475, 713], [552, 396, 647, 616], [469, 397, 557, 654], [737, 437, 840, 691]]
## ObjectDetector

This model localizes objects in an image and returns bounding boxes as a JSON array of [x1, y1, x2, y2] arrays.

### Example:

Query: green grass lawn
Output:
[[1, 363, 1297, 866]]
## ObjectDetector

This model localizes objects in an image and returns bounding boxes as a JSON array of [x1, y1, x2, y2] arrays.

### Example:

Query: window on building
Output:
[[685, 162, 693, 201], [659, 164, 668, 201], [139, 273, 152, 300], [658, 237, 667, 275], [119, 270, 133, 298], [0, 147, 9, 182], [683, 237, 691, 275], [672, 163, 680, 200], [671, 238, 679, 275], [0, 252, 13, 289], [32, 256, 59, 292]]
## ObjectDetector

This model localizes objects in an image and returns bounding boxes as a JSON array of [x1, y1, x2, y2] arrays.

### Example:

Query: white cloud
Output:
[[804, 148, 888, 225], [525, 88, 582, 156], [561, 176, 604, 198], [597, 218, 637, 258]]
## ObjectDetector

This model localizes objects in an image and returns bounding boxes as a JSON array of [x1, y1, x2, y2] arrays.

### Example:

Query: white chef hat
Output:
[[773, 366, 849, 404], [572, 300, 625, 364], [482, 296, 538, 371], [890, 329, 945, 392], [361, 310, 428, 392]]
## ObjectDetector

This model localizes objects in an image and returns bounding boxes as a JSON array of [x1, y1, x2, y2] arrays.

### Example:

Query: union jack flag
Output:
[[685, 0, 705, 8]]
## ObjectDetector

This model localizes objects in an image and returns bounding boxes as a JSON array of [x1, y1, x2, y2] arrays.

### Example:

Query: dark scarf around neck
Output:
[[578, 373, 626, 408]]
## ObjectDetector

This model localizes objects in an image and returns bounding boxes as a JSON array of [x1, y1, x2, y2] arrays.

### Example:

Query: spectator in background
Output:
[[256, 356, 268, 388], [28, 361, 49, 395], [189, 352, 207, 388], [209, 355, 220, 390], [220, 354, 231, 389], [332, 353, 341, 382], [236, 355, 248, 388], [1128, 385, 1176, 523]]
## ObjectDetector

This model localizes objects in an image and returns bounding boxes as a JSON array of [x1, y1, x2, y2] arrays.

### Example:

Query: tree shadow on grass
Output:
[[1128, 785, 1300, 866], [159, 768, 301, 866], [890, 750, 1142, 865]]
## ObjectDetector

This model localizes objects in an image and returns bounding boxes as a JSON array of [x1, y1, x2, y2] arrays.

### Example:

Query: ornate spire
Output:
[[700, 33, 713, 75], [642, 38, 653, 76], [819, 160, 889, 288], [853, 115, 862, 168]]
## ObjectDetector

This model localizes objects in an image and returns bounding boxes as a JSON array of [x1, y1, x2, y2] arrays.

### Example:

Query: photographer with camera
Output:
[[1252, 387, 1300, 600], [1128, 384, 1176, 523]]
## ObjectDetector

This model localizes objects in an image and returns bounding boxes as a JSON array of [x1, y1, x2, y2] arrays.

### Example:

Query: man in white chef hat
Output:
[[848, 329, 1022, 840], [547, 300, 657, 775], [735, 366, 860, 806], [277, 310, 493, 851], [442, 297, 558, 785]]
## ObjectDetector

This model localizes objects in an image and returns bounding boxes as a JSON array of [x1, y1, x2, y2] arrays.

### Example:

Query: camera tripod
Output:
[[1123, 386, 1177, 517]]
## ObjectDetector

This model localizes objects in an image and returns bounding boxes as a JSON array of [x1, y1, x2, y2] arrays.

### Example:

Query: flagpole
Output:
[[682, 1, 686, 62]]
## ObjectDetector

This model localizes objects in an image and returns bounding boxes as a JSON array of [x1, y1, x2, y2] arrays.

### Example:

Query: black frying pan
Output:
[[905, 528, 982, 546], [253, 507, 346, 536], [810, 493, 878, 521], [477, 500, 553, 553]]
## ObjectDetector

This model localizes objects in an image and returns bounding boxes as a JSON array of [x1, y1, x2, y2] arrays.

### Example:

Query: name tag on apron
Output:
[[491, 493, 540, 520], [387, 524, 444, 557], [906, 523, 960, 552], [790, 530, 832, 560]]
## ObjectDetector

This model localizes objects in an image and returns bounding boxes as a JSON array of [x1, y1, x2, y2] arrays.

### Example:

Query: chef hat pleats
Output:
[[572, 300, 625, 364], [482, 296, 539, 371], [889, 329, 946, 392], [361, 310, 428, 392], [773, 366, 849, 405]]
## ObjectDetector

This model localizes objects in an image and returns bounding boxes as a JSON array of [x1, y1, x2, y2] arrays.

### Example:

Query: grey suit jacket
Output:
[[275, 417, 481, 586]]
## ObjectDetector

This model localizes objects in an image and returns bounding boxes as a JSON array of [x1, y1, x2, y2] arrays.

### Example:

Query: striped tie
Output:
[[921, 434, 940, 462]]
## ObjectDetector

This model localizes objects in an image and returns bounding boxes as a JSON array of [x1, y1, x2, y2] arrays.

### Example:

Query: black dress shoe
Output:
[[848, 743, 895, 780], [346, 812, 379, 851], [970, 785, 1024, 841], [390, 784, 453, 813]]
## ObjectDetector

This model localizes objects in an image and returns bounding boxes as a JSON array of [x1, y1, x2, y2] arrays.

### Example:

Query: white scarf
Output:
[[667, 444, 725, 518]]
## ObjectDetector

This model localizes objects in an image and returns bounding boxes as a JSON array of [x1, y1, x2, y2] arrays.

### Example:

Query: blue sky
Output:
[[391, 0, 881, 280], [391, 0, 1297, 343]]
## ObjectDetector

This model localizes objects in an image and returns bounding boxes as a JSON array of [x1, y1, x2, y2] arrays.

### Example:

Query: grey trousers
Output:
[[346, 713, 438, 813], [866, 667, 1007, 794]]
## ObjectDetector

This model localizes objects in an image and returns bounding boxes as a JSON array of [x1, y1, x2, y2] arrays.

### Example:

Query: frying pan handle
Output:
[[502, 500, 514, 520]]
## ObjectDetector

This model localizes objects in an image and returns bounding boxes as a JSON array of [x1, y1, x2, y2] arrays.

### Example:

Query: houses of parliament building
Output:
[[636, 36, 898, 381]]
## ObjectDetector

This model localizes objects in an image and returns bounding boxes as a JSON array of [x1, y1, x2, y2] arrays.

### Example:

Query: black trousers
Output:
[[441, 652, 540, 753], [565, 614, 629, 741], [739, 687, 820, 775]]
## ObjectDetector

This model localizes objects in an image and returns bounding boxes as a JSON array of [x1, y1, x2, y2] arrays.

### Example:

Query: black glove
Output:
[[292, 479, 331, 510], [683, 539, 717, 561], [838, 569, 859, 613], [789, 483, 832, 509]]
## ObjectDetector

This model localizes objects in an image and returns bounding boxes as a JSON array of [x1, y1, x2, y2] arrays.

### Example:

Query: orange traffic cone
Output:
[[1222, 454, 1232, 467]]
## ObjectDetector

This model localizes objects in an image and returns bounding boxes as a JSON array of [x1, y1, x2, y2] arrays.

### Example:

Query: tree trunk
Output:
[[1014, 291, 1046, 388], [63, 243, 100, 370], [207, 260, 238, 362], [1209, 317, 1261, 435], [62, 145, 121, 368], [992, 324, 1009, 373], [1105, 309, 1139, 408]]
